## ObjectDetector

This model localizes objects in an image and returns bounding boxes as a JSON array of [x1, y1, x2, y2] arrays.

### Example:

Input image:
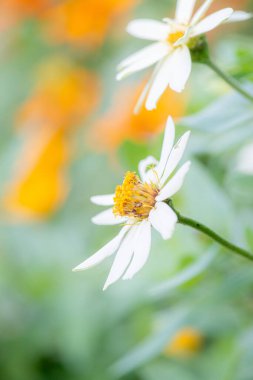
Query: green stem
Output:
[[206, 59, 253, 103], [167, 201, 253, 262]]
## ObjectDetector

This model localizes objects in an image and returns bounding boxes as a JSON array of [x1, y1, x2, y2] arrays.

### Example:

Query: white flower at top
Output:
[[73, 117, 191, 290], [116, 0, 252, 111]]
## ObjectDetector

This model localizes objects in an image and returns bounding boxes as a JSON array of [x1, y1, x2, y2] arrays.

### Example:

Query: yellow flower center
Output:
[[167, 30, 184, 44], [113, 171, 158, 220]]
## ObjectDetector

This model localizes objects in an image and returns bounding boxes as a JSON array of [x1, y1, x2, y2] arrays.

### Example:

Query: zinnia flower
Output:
[[117, 0, 252, 111], [73, 117, 191, 289]]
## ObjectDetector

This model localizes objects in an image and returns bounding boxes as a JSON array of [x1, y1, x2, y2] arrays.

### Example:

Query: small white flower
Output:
[[73, 117, 191, 290], [116, 0, 252, 111]]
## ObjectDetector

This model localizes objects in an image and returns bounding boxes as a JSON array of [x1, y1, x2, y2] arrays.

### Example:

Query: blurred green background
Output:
[[1, 0, 253, 379]]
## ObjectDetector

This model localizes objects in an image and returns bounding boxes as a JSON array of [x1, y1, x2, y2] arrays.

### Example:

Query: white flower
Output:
[[236, 142, 253, 175], [73, 117, 191, 290], [116, 0, 252, 111]]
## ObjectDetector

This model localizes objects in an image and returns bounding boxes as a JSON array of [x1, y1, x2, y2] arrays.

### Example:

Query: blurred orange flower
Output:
[[4, 58, 100, 220], [4, 126, 69, 219], [164, 327, 204, 357], [17, 57, 99, 130], [44, 0, 139, 48], [0, 0, 50, 32], [89, 81, 186, 152]]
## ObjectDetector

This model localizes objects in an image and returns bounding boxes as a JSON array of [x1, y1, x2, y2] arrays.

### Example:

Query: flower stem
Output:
[[206, 59, 253, 103], [167, 201, 253, 262]]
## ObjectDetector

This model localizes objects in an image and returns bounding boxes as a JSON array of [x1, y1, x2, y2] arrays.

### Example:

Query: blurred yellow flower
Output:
[[44, 0, 139, 48], [164, 327, 204, 357], [4, 58, 100, 220], [89, 81, 186, 152]]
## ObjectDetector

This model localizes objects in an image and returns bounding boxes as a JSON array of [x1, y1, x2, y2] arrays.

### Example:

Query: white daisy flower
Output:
[[116, 0, 252, 111], [73, 117, 191, 290]]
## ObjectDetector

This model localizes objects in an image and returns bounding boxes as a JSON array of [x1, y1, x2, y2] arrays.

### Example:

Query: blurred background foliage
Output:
[[0, 0, 253, 379]]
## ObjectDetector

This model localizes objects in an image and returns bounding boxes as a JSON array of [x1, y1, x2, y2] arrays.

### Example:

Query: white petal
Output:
[[138, 156, 158, 182], [92, 208, 126, 225], [149, 202, 177, 240], [126, 19, 170, 41], [190, 0, 214, 25], [103, 226, 139, 290], [156, 161, 191, 201], [90, 194, 114, 206], [168, 45, 191, 92], [160, 131, 191, 185], [134, 79, 151, 114], [134, 60, 163, 114], [72, 226, 130, 271], [226, 11, 253, 23], [145, 55, 173, 111], [191, 8, 233, 37], [116, 43, 170, 81], [156, 116, 175, 178], [146, 46, 192, 110], [117, 43, 168, 71], [145, 169, 160, 184], [123, 221, 151, 280], [175, 0, 196, 24], [163, 17, 180, 28]]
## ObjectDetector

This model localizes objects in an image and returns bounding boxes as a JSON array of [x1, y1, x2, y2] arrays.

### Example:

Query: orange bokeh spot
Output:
[[17, 57, 100, 130], [43, 0, 139, 48], [89, 80, 187, 152], [0, 0, 51, 32], [164, 327, 204, 357]]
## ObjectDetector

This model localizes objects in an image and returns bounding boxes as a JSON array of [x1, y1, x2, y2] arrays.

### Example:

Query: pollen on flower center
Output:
[[167, 31, 184, 45], [113, 171, 158, 220]]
